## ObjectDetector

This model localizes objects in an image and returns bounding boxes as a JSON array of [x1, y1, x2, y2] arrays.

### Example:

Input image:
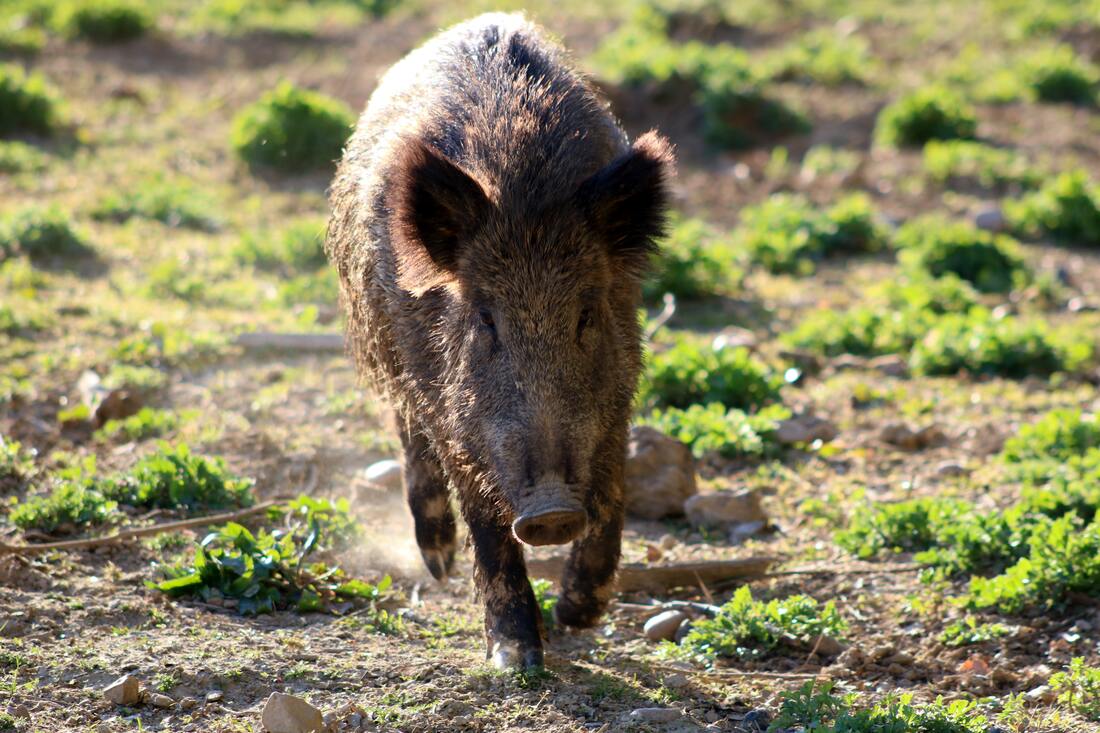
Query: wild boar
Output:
[[326, 12, 674, 670]]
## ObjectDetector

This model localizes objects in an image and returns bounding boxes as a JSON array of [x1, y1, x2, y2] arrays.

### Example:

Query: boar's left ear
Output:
[[389, 139, 492, 295], [576, 131, 674, 277]]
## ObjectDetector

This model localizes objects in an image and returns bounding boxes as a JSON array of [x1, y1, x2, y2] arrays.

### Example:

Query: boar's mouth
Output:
[[510, 483, 588, 546]]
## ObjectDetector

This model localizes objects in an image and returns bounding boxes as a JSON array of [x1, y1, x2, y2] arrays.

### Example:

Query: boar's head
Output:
[[388, 131, 673, 546]]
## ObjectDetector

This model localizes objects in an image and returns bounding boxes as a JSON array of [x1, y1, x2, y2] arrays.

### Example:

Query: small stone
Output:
[[935, 461, 968, 478], [775, 414, 839, 445], [363, 459, 402, 490], [973, 205, 1006, 232], [644, 610, 688, 642], [880, 422, 945, 451], [1025, 685, 1054, 703], [179, 697, 198, 711], [868, 354, 908, 377], [629, 707, 682, 723], [8, 705, 29, 719], [348, 713, 363, 729], [103, 674, 141, 706], [624, 426, 697, 520], [205, 691, 223, 703], [684, 490, 767, 528], [810, 635, 846, 656], [261, 692, 325, 733], [658, 533, 677, 551], [743, 709, 771, 731], [663, 673, 689, 689], [145, 692, 175, 709], [831, 354, 867, 371]]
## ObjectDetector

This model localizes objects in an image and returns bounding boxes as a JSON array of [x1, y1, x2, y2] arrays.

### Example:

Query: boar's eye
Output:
[[478, 307, 496, 334], [577, 307, 594, 338]]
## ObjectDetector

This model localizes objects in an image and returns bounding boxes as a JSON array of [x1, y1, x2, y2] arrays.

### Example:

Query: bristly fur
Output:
[[325, 12, 675, 670]]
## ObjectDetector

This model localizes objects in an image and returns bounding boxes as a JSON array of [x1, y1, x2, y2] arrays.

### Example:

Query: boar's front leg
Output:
[[464, 503, 545, 670], [397, 419, 457, 581], [554, 480, 624, 628]]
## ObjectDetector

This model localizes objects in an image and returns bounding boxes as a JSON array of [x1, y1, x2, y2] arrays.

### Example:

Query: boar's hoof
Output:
[[490, 640, 544, 672], [512, 509, 587, 547], [420, 547, 455, 581]]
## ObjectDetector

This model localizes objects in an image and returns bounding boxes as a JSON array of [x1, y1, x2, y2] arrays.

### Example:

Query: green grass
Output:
[[0, 205, 92, 261], [895, 216, 1030, 293], [762, 28, 873, 86], [938, 616, 1012, 647], [1005, 169, 1100, 245], [922, 140, 1041, 190], [641, 402, 790, 459], [530, 578, 558, 627], [644, 215, 741, 301], [875, 86, 978, 147], [0, 141, 48, 173], [53, 0, 152, 42], [0, 436, 35, 488], [8, 459, 117, 532], [232, 216, 327, 273], [1050, 658, 1100, 721], [639, 339, 782, 411], [667, 586, 846, 663], [734, 193, 885, 275], [1018, 45, 1098, 105], [0, 63, 59, 136], [231, 81, 354, 173], [91, 176, 221, 230], [95, 407, 193, 442]]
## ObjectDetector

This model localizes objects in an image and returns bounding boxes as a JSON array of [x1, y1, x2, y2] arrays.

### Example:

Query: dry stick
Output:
[[0, 500, 287, 556], [766, 563, 925, 578], [652, 663, 823, 681], [526, 556, 777, 594]]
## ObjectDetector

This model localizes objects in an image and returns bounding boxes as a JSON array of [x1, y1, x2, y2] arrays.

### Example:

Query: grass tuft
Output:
[[231, 82, 353, 173], [875, 86, 978, 147]]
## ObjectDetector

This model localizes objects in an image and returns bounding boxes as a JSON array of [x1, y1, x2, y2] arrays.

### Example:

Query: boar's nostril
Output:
[[512, 508, 587, 547]]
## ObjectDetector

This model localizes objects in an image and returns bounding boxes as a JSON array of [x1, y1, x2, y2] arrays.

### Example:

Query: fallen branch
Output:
[[526, 556, 776, 594], [235, 332, 344, 352], [766, 563, 924, 577], [0, 500, 286, 556]]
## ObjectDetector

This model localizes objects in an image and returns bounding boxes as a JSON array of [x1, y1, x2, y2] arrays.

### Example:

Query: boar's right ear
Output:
[[389, 140, 491, 295], [576, 131, 674, 278]]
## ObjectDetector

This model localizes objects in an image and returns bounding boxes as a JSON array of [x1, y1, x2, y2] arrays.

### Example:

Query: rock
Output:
[[775, 414, 839, 445], [144, 691, 175, 709], [629, 707, 682, 723], [77, 370, 144, 428], [658, 533, 677, 551], [363, 459, 402, 491], [868, 354, 908, 377], [674, 618, 694, 643], [205, 691, 223, 703], [1025, 685, 1054, 703], [831, 354, 867, 371], [935, 461, 968, 478], [103, 674, 141, 706], [179, 697, 198, 711], [624, 426, 697, 520], [743, 709, 771, 731], [261, 693, 325, 733], [663, 673, 689, 689], [879, 422, 946, 451], [8, 705, 28, 719], [973, 205, 1006, 232], [644, 610, 688, 642], [810, 635, 846, 656], [684, 490, 767, 528]]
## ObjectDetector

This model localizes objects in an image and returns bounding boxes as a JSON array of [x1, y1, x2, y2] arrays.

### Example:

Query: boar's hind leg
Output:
[[554, 499, 623, 628], [398, 421, 456, 581], [465, 506, 545, 670]]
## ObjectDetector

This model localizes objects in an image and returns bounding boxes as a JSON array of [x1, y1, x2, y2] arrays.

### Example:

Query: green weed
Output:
[[644, 215, 740, 301], [875, 87, 978, 147], [922, 140, 1041, 190], [763, 28, 872, 86], [1050, 658, 1100, 721], [895, 216, 1029, 293], [92, 176, 221, 230], [938, 616, 1012, 647], [0, 435, 35, 488], [232, 216, 326, 273], [0, 63, 59, 136], [639, 339, 782, 411], [101, 443, 254, 511], [1018, 45, 1098, 105], [1006, 169, 1100, 245], [0, 205, 91, 261], [1001, 409, 1100, 463], [641, 402, 789, 459], [231, 82, 353, 172], [95, 408, 192, 443], [53, 0, 152, 42], [9, 458, 117, 532], [0, 141, 48, 173], [669, 586, 846, 663], [530, 578, 557, 627]]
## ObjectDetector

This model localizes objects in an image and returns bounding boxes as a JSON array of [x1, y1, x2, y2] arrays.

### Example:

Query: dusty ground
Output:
[[2, 0, 1100, 731]]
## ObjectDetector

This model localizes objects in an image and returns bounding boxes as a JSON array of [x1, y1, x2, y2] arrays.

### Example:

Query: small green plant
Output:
[[95, 408, 192, 443], [0, 23, 45, 55], [734, 193, 885, 274], [0, 141, 48, 173], [92, 176, 220, 230], [641, 403, 790, 459], [938, 616, 1011, 647], [530, 578, 557, 627], [0, 63, 59, 136], [799, 145, 861, 181], [101, 443, 254, 511], [150, 496, 393, 618], [102, 364, 168, 396], [895, 217, 1029, 293], [922, 140, 1041, 190], [1049, 658, 1100, 721], [231, 82, 353, 172], [1018, 45, 1098, 105], [1005, 169, 1100, 245], [0, 435, 34, 489], [670, 586, 846, 663], [643, 216, 740, 301], [1002, 409, 1100, 464], [9, 459, 117, 533], [639, 340, 782, 411], [763, 29, 872, 86], [875, 86, 978, 147], [143, 257, 208, 302], [770, 681, 988, 733], [53, 0, 152, 42], [111, 322, 227, 368], [0, 205, 91, 260], [232, 216, 327, 273]]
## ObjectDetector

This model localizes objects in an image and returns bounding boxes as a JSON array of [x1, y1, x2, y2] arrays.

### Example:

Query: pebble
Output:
[[684, 490, 767, 528], [8, 705, 29, 719], [363, 459, 402, 491], [205, 691, 223, 703], [103, 675, 141, 706], [868, 354, 909, 377], [624, 426, 698, 520], [879, 422, 946, 451], [261, 692, 325, 733], [775, 414, 839, 445], [629, 707, 682, 723], [658, 533, 677, 551], [145, 692, 175, 709], [935, 461, 969, 478], [973, 205, 1006, 232], [663, 673, 689, 689], [179, 697, 198, 711], [1025, 685, 1055, 703], [644, 610, 688, 642]]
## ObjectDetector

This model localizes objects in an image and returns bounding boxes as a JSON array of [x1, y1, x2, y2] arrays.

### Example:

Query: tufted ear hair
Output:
[[575, 131, 675, 278], [388, 139, 492, 295]]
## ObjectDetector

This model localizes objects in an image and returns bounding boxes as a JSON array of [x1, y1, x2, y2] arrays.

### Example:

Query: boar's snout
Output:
[[511, 484, 587, 546]]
